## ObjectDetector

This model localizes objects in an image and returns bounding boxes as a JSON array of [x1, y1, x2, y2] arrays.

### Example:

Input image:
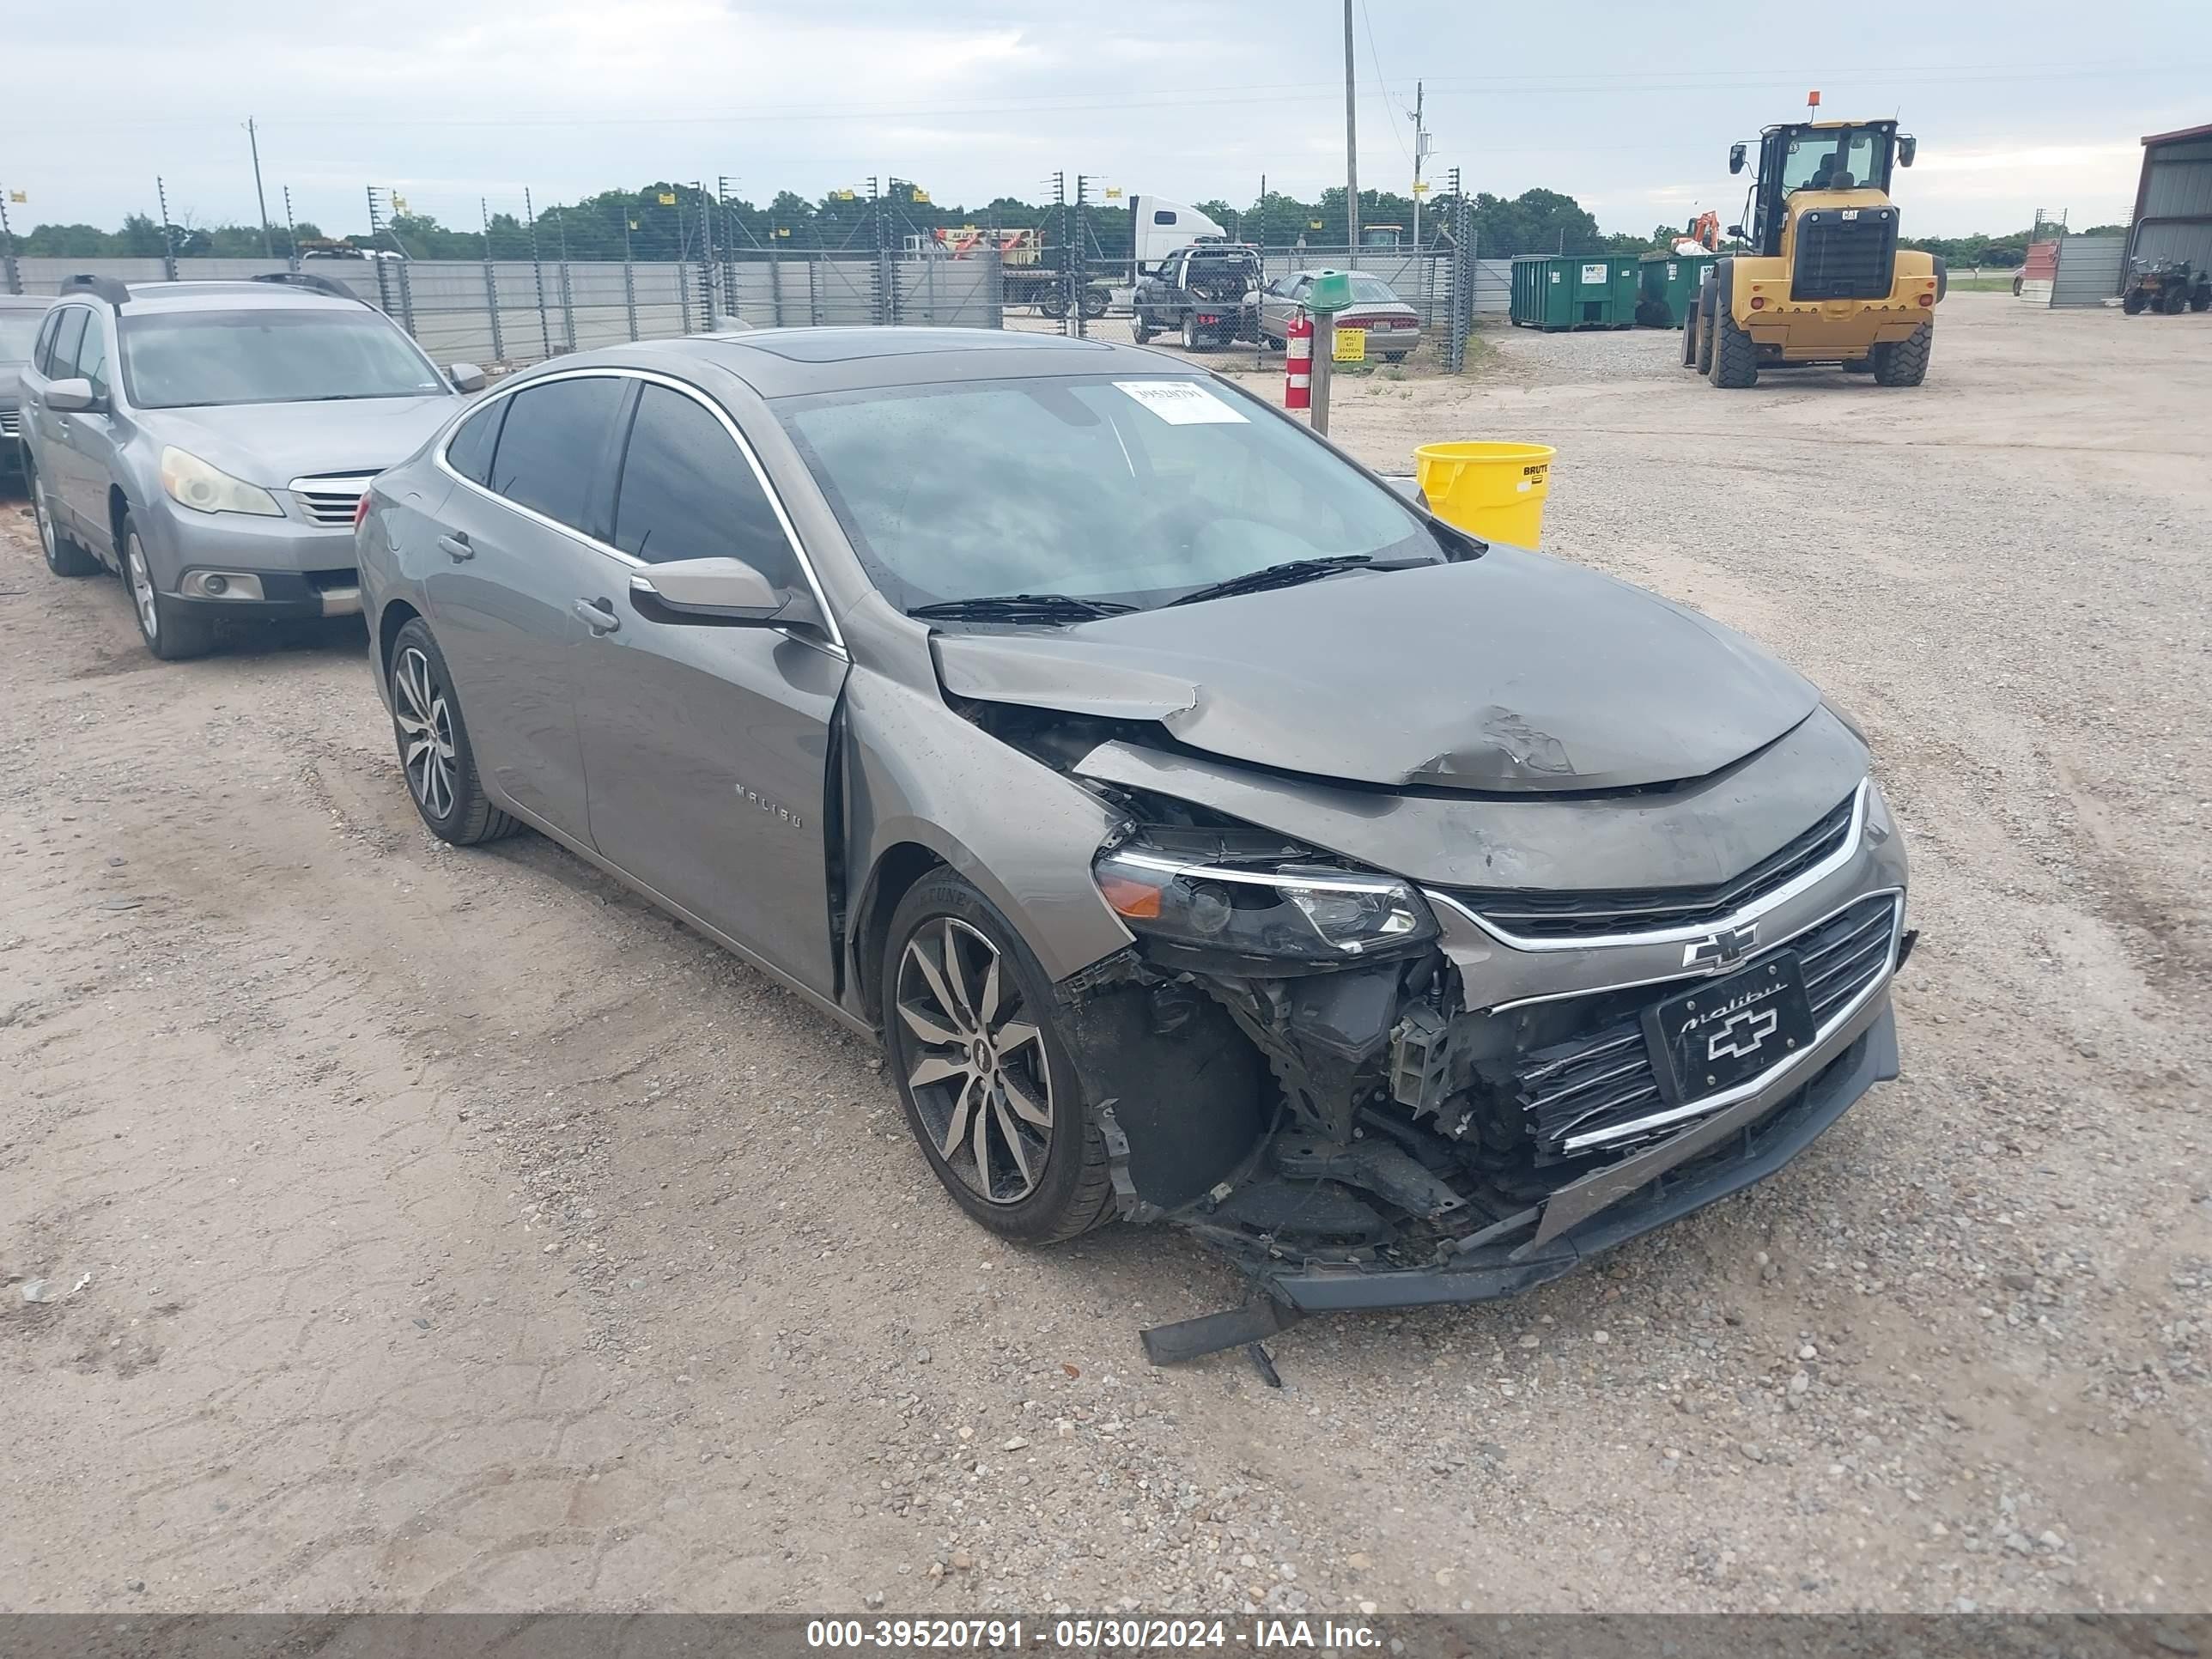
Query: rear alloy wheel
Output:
[[33, 471, 100, 578], [1871, 321, 1933, 386], [884, 875, 1114, 1243], [388, 618, 520, 845], [1182, 312, 1203, 351], [124, 517, 216, 660]]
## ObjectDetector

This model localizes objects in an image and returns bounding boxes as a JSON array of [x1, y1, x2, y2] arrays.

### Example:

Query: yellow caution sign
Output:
[[657, 191, 677, 205], [1333, 326, 1366, 363], [1104, 186, 1123, 199], [912, 187, 930, 204]]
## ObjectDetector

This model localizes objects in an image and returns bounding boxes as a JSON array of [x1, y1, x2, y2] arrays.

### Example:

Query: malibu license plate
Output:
[[1643, 956, 1816, 1104]]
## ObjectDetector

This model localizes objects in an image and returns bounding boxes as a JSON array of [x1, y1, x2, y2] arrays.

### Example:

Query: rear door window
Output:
[[611, 383, 800, 588], [445, 398, 506, 486], [487, 375, 624, 536]]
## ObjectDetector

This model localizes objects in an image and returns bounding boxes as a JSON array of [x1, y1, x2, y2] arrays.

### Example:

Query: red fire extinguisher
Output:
[[1284, 310, 1313, 411]]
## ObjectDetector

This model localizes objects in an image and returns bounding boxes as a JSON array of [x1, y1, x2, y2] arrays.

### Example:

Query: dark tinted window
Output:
[[488, 376, 624, 532], [45, 307, 88, 379], [613, 384, 799, 586], [445, 398, 505, 486], [27, 309, 61, 370], [1152, 210, 1176, 226]]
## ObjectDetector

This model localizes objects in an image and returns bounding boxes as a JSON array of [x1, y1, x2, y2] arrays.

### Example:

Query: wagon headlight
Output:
[[160, 447, 283, 517], [1093, 843, 1438, 962]]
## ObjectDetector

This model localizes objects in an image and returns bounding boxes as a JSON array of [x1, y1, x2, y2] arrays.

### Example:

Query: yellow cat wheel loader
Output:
[[1683, 115, 1945, 389]]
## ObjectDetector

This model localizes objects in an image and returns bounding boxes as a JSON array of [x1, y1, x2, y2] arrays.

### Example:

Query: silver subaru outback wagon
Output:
[[358, 328, 1912, 1357]]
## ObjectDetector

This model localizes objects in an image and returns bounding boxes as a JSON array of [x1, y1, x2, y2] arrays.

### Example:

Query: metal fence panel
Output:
[[2051, 234, 2125, 307]]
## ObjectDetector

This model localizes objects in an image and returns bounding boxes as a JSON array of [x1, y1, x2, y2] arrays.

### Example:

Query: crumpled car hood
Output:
[[932, 546, 1820, 793]]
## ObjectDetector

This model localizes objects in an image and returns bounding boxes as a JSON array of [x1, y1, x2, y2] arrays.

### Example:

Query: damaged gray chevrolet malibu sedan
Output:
[[359, 328, 1912, 1358]]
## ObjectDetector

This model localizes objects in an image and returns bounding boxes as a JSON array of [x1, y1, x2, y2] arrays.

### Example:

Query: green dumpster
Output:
[[1637, 250, 1716, 328], [1509, 254, 1642, 331]]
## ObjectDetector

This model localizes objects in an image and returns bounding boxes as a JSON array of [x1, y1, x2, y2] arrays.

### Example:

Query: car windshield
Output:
[[0, 313, 45, 361], [118, 309, 448, 410], [781, 374, 1439, 613]]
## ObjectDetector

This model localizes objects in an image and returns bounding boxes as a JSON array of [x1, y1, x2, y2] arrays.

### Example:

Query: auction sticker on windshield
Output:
[[1115, 380, 1248, 424]]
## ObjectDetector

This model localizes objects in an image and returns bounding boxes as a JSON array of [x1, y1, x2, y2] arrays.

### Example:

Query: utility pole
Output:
[[0, 187, 21, 295], [1408, 82, 1429, 250], [1342, 0, 1360, 258], [282, 185, 300, 270], [246, 118, 273, 258]]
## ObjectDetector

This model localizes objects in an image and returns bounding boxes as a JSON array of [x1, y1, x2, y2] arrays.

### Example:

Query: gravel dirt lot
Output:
[[3, 292, 2208, 1616]]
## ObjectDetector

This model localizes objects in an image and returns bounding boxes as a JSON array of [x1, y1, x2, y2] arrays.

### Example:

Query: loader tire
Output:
[[1708, 301, 1759, 388], [1871, 321, 1932, 386], [1680, 306, 1698, 368]]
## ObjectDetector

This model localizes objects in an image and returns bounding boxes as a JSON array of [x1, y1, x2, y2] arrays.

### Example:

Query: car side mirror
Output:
[[448, 362, 488, 392], [43, 377, 97, 413], [629, 556, 820, 630], [1729, 143, 1747, 175], [1897, 134, 1917, 168]]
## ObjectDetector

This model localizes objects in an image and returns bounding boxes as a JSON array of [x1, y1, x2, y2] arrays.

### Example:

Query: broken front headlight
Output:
[[1093, 843, 1439, 963]]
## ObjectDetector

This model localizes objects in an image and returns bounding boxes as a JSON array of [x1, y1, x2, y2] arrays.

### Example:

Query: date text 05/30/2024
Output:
[[805, 1619, 1385, 1651]]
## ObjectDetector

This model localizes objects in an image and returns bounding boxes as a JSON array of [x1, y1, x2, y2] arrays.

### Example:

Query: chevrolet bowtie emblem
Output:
[[1683, 922, 1759, 970]]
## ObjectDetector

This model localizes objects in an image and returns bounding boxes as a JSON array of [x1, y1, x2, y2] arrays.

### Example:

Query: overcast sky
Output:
[[4, 0, 2204, 241]]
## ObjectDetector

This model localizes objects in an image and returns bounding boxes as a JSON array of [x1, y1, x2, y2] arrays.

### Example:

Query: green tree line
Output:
[[9, 180, 1698, 263], [22, 180, 2112, 266]]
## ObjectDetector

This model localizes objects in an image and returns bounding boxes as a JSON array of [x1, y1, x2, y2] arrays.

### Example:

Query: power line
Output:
[[24, 58, 2205, 132]]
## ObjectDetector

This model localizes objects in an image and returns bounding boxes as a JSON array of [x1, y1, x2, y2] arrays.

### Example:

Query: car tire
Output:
[[1132, 317, 1153, 344], [387, 617, 520, 846], [1181, 313, 1203, 351], [1871, 321, 1932, 386], [33, 468, 100, 579], [883, 872, 1115, 1245], [122, 514, 216, 660]]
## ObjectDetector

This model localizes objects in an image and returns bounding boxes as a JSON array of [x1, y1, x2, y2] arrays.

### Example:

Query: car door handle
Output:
[[438, 533, 473, 562], [573, 597, 621, 635]]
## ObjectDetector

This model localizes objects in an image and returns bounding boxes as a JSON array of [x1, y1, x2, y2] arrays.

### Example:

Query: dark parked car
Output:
[[359, 329, 1911, 1357], [1258, 270, 1422, 362], [0, 293, 57, 480]]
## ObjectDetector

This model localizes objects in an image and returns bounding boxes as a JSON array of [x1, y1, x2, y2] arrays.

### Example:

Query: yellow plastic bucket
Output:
[[1413, 441, 1556, 546]]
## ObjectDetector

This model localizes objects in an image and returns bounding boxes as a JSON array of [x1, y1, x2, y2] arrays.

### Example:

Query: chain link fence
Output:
[[3, 175, 1510, 373]]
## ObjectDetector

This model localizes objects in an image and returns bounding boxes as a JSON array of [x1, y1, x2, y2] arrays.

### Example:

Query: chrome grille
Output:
[[1452, 789, 1859, 942], [1513, 891, 1899, 1157], [289, 473, 375, 529], [0, 410, 20, 439]]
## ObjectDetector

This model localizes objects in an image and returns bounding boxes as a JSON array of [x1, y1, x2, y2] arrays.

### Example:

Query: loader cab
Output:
[[1735, 119, 1908, 256]]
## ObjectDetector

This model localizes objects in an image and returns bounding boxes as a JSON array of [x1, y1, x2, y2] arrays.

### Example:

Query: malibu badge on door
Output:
[[1643, 956, 1817, 1104]]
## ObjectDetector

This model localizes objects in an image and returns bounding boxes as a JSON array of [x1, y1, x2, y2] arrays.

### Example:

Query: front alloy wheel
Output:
[[896, 917, 1054, 1205], [883, 875, 1115, 1243], [122, 517, 216, 660]]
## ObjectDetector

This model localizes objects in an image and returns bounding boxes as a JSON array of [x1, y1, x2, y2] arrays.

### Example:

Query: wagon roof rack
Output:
[[60, 273, 134, 307], [250, 271, 368, 303]]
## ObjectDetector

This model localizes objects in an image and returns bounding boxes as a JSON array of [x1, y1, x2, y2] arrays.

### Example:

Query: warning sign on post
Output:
[[1333, 327, 1366, 363]]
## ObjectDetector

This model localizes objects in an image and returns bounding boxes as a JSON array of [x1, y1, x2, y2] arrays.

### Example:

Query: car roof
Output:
[[540, 327, 1183, 398], [54, 280, 369, 315]]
